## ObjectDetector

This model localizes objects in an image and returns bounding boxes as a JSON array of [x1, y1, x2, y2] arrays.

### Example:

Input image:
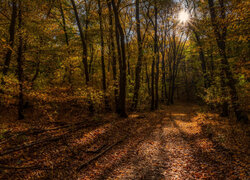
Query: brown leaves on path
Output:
[[0, 103, 249, 179]]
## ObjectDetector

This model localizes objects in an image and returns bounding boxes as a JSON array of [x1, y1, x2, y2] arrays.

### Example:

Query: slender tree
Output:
[[208, 0, 248, 122], [154, 1, 160, 109], [59, 0, 72, 85], [98, 0, 109, 110], [132, 0, 143, 109], [111, 0, 127, 117], [189, 0, 209, 88], [107, 0, 118, 111], [17, 0, 24, 120], [1, 0, 17, 87], [70, 0, 89, 84]]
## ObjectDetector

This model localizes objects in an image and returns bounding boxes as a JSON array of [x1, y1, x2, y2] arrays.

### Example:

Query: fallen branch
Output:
[[77, 136, 127, 172]]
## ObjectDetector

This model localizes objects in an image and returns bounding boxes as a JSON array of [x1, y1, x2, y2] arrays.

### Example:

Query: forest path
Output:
[[79, 103, 244, 179], [1, 103, 248, 179]]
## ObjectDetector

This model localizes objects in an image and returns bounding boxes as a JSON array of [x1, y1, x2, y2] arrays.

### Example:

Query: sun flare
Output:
[[178, 10, 190, 23]]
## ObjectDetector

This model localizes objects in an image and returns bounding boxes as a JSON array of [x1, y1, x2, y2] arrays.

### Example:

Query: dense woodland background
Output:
[[0, 0, 249, 121], [0, 0, 249, 179]]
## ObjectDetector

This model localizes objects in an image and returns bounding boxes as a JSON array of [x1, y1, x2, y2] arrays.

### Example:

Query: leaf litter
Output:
[[0, 103, 249, 179]]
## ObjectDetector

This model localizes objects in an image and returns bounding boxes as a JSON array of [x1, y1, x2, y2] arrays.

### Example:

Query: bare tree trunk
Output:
[[59, 0, 69, 46], [170, 34, 176, 105], [154, 3, 159, 109], [161, 52, 165, 102], [70, 0, 89, 84], [107, 0, 119, 112], [190, 2, 209, 89], [132, 0, 143, 110], [167, 43, 172, 105], [111, 0, 127, 117], [70, 0, 94, 113], [160, 29, 167, 102], [59, 0, 72, 86], [17, 0, 24, 120], [1, 0, 17, 87], [183, 60, 189, 100], [151, 51, 155, 110], [98, 0, 110, 111], [168, 33, 187, 105], [145, 62, 151, 96], [209, 43, 215, 83], [193, 29, 209, 88]]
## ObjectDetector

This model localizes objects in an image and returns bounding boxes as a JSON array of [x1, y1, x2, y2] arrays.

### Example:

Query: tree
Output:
[[208, 0, 248, 122], [0, 0, 248, 122], [107, 0, 119, 112], [154, 0, 160, 109], [111, 0, 127, 117], [1, 0, 17, 87], [16, 0, 24, 120], [132, 0, 143, 110], [98, 0, 109, 111], [70, 0, 89, 84]]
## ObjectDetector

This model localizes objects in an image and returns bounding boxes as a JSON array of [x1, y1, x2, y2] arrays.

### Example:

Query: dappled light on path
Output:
[[0, 103, 249, 179]]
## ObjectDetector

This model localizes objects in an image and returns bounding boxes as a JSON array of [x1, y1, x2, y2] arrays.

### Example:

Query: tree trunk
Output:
[[59, 0, 72, 86], [17, 0, 24, 120], [191, 2, 209, 89], [151, 51, 155, 110], [70, 0, 89, 84], [160, 31, 167, 102], [132, 0, 143, 110], [98, 0, 109, 111], [107, 0, 119, 111], [145, 62, 151, 96], [209, 43, 215, 83], [208, 0, 247, 122], [154, 3, 159, 109], [71, 0, 93, 113], [111, 0, 127, 117], [170, 34, 176, 105], [1, 0, 17, 86], [183, 60, 189, 100], [59, 0, 69, 46], [193, 29, 209, 88]]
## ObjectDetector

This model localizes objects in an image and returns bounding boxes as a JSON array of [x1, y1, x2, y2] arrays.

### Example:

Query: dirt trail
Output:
[[79, 104, 248, 179], [1, 103, 249, 179]]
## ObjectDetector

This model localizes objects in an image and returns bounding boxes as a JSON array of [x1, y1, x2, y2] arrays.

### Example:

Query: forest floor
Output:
[[0, 102, 249, 179]]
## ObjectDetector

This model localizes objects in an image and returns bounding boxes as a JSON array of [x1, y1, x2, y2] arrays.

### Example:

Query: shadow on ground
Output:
[[0, 103, 249, 179]]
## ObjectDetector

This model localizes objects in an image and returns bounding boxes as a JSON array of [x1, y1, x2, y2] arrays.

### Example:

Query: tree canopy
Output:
[[0, 0, 249, 121]]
